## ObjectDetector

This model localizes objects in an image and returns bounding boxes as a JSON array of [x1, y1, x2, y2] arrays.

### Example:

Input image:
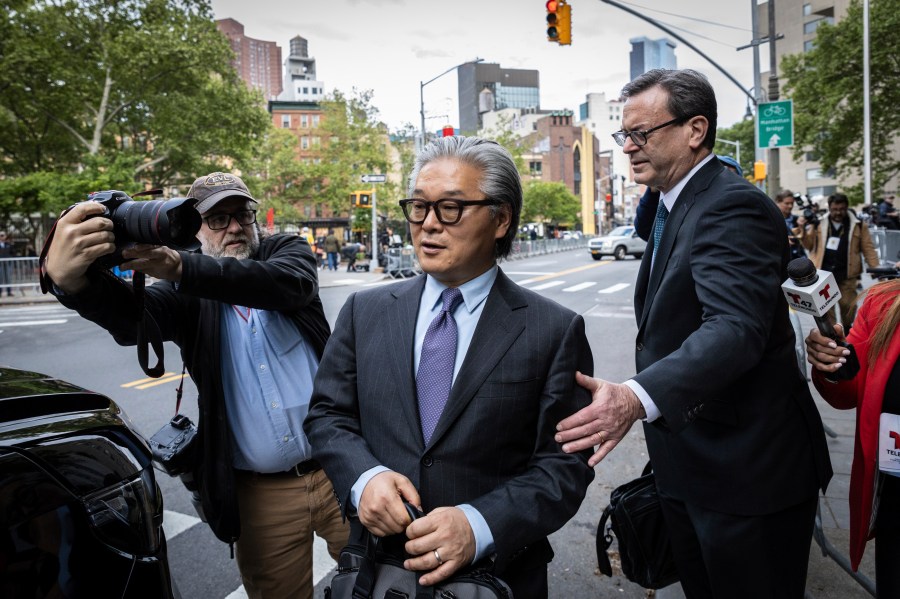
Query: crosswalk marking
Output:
[[563, 282, 596, 292], [0, 319, 67, 327], [529, 281, 566, 291], [162, 509, 201, 540], [598, 283, 631, 294], [517, 261, 609, 285]]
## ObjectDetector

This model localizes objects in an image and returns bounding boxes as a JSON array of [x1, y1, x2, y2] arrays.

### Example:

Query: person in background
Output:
[[798, 192, 879, 328], [323, 229, 341, 271], [0, 231, 14, 296], [806, 277, 900, 598], [877, 194, 899, 230], [44, 172, 348, 599], [773, 190, 806, 260]]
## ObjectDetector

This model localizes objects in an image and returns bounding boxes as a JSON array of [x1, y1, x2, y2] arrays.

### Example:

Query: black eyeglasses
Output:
[[399, 198, 501, 225], [612, 116, 692, 147], [203, 210, 257, 231]]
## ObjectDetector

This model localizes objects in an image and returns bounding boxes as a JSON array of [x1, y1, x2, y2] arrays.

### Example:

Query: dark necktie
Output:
[[652, 200, 670, 259], [416, 287, 463, 444]]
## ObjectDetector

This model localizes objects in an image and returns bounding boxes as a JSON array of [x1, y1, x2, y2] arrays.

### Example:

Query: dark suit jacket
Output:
[[632, 157, 832, 515], [304, 269, 594, 577]]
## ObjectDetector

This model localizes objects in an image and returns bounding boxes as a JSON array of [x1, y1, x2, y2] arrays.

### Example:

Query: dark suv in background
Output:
[[0, 366, 176, 598]]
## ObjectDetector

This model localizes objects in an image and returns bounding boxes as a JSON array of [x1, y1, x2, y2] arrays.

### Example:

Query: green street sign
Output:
[[757, 100, 793, 149]]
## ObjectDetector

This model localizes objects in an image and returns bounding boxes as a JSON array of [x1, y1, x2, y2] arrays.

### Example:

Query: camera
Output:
[[85, 190, 202, 267], [793, 193, 822, 227]]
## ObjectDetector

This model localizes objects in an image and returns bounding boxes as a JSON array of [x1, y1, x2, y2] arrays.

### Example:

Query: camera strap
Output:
[[133, 271, 166, 378]]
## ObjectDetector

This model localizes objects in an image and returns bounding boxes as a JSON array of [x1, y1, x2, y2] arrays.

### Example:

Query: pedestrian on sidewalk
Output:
[[806, 279, 900, 598], [555, 68, 832, 599], [0, 231, 15, 297], [323, 229, 341, 271]]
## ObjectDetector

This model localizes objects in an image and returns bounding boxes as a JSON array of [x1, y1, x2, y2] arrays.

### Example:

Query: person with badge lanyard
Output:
[[806, 277, 900, 598], [798, 192, 879, 328]]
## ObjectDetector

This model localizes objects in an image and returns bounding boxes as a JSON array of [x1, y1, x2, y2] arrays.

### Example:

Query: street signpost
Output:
[[757, 100, 794, 149], [360, 174, 386, 267]]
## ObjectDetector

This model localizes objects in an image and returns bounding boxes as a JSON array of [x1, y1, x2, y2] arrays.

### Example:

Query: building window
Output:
[[301, 114, 308, 127], [804, 40, 816, 52], [803, 3, 811, 15], [311, 136, 321, 147], [806, 168, 822, 180], [312, 115, 320, 127], [301, 136, 309, 149], [302, 87, 309, 94], [529, 161, 542, 175], [281, 114, 290, 128]]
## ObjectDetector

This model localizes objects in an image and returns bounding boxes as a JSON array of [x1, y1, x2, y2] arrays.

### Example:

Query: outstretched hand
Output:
[[555, 372, 644, 467]]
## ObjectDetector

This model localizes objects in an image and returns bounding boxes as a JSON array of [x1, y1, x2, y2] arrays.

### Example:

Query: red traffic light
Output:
[[442, 124, 455, 137], [605, 193, 612, 203], [546, 0, 560, 42], [546, 0, 558, 11]]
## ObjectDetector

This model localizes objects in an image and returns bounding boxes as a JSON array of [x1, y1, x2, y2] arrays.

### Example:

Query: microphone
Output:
[[782, 257, 859, 381]]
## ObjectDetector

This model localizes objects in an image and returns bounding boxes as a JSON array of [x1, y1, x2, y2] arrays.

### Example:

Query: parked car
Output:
[[588, 226, 647, 260], [0, 366, 177, 598]]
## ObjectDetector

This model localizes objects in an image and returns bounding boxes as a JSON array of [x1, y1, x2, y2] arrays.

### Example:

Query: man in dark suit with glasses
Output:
[[556, 69, 832, 599], [305, 136, 594, 598]]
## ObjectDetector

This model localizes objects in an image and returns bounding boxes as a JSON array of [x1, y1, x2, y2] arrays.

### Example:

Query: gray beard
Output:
[[200, 226, 260, 259]]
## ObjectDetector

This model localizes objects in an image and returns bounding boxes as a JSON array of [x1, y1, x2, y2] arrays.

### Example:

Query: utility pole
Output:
[[767, 0, 781, 194]]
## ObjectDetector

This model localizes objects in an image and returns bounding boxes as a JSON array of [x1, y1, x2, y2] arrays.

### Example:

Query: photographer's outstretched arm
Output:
[[44, 203, 116, 294], [119, 244, 183, 283]]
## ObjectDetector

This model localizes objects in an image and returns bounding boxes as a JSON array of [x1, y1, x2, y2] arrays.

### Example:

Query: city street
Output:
[[0, 248, 876, 598]]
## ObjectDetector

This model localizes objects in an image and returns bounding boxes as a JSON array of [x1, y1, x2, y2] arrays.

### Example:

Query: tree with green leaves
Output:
[[479, 113, 528, 175], [0, 0, 269, 241], [521, 180, 581, 231], [714, 118, 754, 179], [782, 0, 899, 200]]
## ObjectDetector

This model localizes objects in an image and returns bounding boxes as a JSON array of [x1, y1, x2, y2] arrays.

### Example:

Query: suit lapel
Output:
[[637, 158, 722, 330], [426, 270, 527, 449], [387, 276, 427, 436]]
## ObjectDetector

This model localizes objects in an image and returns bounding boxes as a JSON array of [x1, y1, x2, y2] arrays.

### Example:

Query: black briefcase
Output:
[[596, 462, 679, 589]]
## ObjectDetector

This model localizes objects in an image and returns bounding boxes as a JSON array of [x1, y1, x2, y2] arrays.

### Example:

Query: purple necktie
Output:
[[417, 287, 463, 444]]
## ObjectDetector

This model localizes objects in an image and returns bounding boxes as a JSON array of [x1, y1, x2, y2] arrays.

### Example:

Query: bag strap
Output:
[[596, 504, 614, 577]]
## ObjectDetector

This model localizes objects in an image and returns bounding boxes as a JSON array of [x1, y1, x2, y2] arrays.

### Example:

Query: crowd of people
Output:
[[38, 68, 899, 599]]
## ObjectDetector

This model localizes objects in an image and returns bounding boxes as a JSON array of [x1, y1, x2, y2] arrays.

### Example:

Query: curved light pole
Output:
[[420, 58, 483, 148]]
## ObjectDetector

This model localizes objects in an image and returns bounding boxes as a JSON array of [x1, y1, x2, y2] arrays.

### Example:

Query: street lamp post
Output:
[[420, 58, 483, 148]]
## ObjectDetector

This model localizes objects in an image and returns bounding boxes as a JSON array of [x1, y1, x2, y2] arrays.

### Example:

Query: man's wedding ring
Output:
[[434, 549, 443, 565], [595, 431, 604, 443]]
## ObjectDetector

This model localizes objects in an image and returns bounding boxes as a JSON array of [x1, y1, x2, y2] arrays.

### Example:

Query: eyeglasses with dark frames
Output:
[[611, 116, 692, 148], [399, 198, 502, 225], [203, 210, 257, 231]]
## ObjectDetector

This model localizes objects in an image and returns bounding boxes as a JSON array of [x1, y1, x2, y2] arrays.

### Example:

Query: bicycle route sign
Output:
[[757, 100, 793, 149]]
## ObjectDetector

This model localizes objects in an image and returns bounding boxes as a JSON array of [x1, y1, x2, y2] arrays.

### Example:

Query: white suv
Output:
[[588, 226, 647, 260]]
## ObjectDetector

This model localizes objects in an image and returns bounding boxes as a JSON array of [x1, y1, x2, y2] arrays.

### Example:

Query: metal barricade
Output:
[[0, 257, 41, 296], [386, 246, 420, 279]]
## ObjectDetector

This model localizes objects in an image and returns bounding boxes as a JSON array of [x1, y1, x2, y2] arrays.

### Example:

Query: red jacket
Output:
[[812, 287, 900, 570]]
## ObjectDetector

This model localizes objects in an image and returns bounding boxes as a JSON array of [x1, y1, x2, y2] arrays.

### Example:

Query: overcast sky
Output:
[[209, 0, 766, 137]]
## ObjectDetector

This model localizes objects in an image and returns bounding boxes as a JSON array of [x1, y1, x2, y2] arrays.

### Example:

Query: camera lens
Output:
[[113, 198, 201, 251]]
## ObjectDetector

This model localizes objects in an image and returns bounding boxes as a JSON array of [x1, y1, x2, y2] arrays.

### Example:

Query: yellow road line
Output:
[[121, 373, 175, 388], [135, 373, 185, 390], [525, 260, 611, 283]]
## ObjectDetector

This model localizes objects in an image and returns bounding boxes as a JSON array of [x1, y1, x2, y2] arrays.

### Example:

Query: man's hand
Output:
[[45, 202, 116, 294], [404, 507, 475, 587], [120, 244, 183, 282], [358, 471, 421, 537], [555, 372, 644, 467], [806, 325, 850, 373]]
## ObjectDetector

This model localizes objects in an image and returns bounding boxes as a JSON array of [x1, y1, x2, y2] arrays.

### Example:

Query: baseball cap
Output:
[[717, 155, 744, 177], [188, 172, 258, 214]]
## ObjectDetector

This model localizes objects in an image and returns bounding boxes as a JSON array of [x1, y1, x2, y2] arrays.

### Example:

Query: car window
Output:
[[609, 227, 632, 236]]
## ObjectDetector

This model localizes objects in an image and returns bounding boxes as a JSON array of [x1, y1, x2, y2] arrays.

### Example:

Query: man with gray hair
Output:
[[305, 136, 594, 598], [556, 69, 832, 598], [43, 172, 348, 599]]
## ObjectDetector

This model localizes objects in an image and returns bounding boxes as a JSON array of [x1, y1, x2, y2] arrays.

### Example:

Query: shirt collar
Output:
[[659, 153, 716, 212], [423, 265, 498, 314]]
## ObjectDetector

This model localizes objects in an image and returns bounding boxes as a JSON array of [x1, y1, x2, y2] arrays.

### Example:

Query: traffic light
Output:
[[605, 193, 612, 203], [546, 0, 559, 43], [556, 1, 571, 45], [753, 161, 767, 181], [350, 190, 374, 208]]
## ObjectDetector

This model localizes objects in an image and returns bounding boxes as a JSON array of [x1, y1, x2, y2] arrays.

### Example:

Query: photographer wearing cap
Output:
[[798, 192, 879, 328], [43, 172, 348, 599]]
